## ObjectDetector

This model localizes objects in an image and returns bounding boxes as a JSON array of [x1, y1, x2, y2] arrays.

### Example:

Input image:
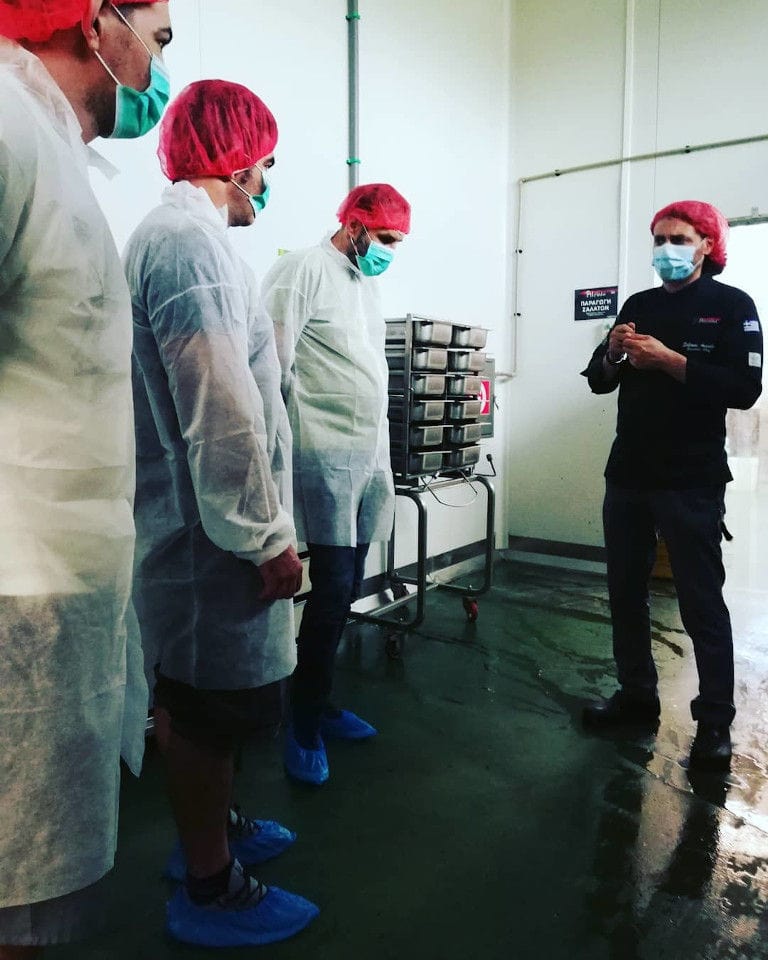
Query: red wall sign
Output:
[[479, 379, 491, 415]]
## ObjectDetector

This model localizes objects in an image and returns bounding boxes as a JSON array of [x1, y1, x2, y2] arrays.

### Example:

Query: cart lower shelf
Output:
[[350, 474, 494, 657]]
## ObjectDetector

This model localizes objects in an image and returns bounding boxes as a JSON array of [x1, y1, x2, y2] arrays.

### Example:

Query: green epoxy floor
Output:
[[58, 558, 768, 959]]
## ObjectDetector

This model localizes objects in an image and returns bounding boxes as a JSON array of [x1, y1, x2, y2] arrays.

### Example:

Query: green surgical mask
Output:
[[230, 167, 271, 216], [355, 228, 394, 277], [95, 6, 171, 139]]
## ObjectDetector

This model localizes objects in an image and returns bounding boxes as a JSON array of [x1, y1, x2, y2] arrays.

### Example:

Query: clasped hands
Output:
[[607, 322, 675, 371]]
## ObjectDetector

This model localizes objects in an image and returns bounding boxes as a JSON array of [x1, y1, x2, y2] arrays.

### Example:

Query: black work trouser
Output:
[[291, 542, 370, 741], [603, 482, 735, 726]]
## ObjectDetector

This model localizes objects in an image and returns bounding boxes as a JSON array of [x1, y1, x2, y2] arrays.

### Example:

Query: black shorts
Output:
[[154, 671, 286, 751]]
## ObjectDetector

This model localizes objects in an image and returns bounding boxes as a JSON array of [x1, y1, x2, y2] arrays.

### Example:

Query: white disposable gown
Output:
[[262, 237, 395, 546], [0, 41, 146, 907], [125, 182, 297, 689]]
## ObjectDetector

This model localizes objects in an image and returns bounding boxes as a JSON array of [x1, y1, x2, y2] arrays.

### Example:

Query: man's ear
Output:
[[81, 0, 110, 51], [347, 218, 364, 241]]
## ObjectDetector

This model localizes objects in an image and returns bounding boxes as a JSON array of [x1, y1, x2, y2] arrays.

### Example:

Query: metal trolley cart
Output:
[[351, 314, 496, 657]]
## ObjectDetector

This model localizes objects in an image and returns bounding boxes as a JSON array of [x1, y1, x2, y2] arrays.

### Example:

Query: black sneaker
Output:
[[582, 690, 660, 728], [689, 724, 732, 771]]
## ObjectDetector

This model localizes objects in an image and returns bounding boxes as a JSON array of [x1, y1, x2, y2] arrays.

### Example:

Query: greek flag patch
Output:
[[743, 319, 760, 333]]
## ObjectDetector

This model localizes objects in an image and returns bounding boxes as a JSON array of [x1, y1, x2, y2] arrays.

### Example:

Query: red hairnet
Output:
[[651, 200, 729, 275], [158, 79, 278, 182], [0, 0, 164, 43], [337, 183, 411, 234]]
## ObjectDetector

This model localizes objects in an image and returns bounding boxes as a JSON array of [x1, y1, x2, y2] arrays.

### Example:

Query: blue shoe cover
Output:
[[164, 818, 297, 883], [320, 709, 378, 740], [283, 728, 329, 785], [166, 885, 320, 947]]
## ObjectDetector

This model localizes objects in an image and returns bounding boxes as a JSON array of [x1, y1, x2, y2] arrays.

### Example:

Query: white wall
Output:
[[507, 0, 768, 548], [89, 0, 514, 576]]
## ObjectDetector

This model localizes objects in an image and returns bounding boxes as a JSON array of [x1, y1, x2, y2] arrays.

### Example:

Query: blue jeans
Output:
[[603, 483, 734, 726], [292, 542, 370, 742]]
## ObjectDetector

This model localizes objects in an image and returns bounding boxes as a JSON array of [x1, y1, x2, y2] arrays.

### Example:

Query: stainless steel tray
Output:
[[411, 399, 448, 421], [407, 449, 445, 474], [385, 318, 453, 346], [447, 399, 483, 420], [386, 319, 453, 347], [447, 374, 482, 397], [388, 372, 446, 396], [446, 444, 481, 467], [451, 326, 488, 349], [447, 350, 487, 373], [412, 347, 448, 371], [414, 320, 453, 345], [412, 373, 446, 395], [416, 424, 446, 446], [447, 422, 482, 445]]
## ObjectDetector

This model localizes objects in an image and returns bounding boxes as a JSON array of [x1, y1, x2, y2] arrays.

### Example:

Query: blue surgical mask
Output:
[[652, 242, 698, 282], [95, 6, 170, 139], [355, 229, 394, 277], [230, 167, 270, 216]]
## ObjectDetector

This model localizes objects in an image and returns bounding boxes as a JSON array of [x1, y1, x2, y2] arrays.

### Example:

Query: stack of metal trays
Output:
[[386, 314, 489, 478], [387, 318, 450, 475]]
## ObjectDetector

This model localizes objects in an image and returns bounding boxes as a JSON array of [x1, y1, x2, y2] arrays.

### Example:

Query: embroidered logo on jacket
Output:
[[696, 316, 721, 324], [683, 341, 714, 353]]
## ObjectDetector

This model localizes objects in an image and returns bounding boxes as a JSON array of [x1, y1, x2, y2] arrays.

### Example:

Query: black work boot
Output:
[[582, 690, 660, 728], [689, 723, 732, 771]]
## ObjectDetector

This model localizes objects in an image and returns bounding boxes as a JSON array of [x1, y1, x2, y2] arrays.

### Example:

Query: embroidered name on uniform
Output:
[[696, 316, 721, 324], [683, 341, 714, 353], [743, 319, 760, 333], [748, 352, 762, 368]]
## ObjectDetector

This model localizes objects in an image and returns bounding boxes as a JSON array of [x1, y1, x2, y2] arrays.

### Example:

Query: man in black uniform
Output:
[[582, 200, 762, 770]]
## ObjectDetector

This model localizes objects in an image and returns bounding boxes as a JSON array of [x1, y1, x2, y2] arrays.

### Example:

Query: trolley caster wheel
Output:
[[463, 597, 479, 623], [385, 634, 403, 660]]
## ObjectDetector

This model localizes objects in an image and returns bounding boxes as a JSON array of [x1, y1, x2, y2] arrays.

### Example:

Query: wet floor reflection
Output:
[[659, 769, 725, 900], [580, 748, 654, 959], [575, 729, 768, 959]]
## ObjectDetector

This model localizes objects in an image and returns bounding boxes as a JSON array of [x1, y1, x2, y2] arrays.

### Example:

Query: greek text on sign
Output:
[[574, 286, 619, 322]]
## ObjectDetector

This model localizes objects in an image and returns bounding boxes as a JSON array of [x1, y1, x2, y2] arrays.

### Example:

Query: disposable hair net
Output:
[[651, 200, 729, 275], [158, 79, 278, 182], [337, 183, 411, 234], [0, 0, 163, 42], [0, 0, 88, 39]]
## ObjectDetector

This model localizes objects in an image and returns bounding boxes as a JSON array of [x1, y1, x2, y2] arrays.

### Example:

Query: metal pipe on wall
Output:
[[519, 132, 768, 186], [347, 0, 360, 191], [616, 0, 637, 306]]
